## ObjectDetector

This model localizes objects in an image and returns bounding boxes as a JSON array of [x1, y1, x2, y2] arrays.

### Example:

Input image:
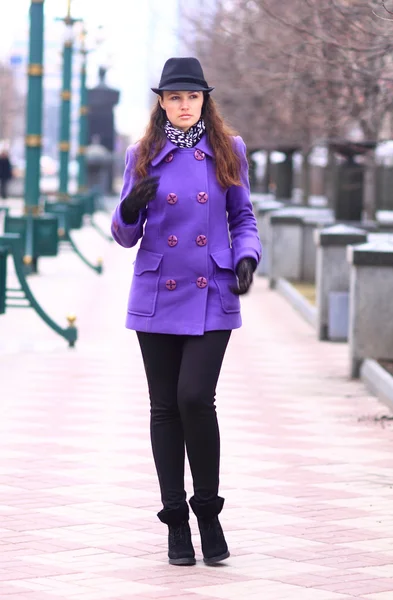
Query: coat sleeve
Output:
[[226, 136, 262, 269], [111, 145, 147, 248]]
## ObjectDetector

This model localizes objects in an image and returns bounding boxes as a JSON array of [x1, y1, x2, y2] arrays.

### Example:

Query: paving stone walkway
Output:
[[0, 211, 393, 599]]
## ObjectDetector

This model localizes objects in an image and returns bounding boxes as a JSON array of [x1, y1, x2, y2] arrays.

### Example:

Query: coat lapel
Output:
[[150, 134, 214, 167], [194, 134, 214, 159], [150, 140, 178, 167]]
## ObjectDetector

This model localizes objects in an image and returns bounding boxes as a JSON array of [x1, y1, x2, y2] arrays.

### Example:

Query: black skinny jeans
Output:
[[137, 330, 231, 520]]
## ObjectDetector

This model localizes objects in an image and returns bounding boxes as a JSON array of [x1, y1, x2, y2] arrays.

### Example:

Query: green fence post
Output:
[[78, 26, 88, 194], [24, 0, 44, 217], [57, 1, 76, 198]]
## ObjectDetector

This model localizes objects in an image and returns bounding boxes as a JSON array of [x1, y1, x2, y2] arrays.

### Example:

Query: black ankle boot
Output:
[[158, 504, 196, 566], [168, 521, 196, 566], [197, 516, 230, 565], [189, 496, 230, 565]]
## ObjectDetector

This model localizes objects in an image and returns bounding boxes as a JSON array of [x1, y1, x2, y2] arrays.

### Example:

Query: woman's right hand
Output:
[[121, 176, 160, 223]]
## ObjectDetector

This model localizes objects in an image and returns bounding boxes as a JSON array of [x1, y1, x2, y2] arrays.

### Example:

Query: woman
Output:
[[111, 57, 261, 566]]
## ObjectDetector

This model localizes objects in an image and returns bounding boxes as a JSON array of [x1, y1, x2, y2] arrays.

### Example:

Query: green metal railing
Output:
[[0, 233, 77, 346]]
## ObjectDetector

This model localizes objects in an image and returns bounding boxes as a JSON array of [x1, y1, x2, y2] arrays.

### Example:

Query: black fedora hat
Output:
[[151, 57, 214, 94]]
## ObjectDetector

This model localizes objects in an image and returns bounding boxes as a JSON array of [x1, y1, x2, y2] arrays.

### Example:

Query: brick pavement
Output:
[[0, 212, 393, 599]]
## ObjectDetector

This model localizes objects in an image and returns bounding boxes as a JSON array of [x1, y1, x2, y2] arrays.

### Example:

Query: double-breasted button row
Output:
[[166, 278, 208, 291], [167, 235, 207, 247], [167, 192, 208, 204], [164, 150, 205, 163]]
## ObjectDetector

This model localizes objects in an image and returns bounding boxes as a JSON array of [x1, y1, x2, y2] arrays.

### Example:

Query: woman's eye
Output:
[[170, 96, 179, 101]]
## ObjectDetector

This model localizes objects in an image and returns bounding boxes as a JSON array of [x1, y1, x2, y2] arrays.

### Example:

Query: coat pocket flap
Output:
[[134, 249, 163, 275], [211, 248, 235, 272]]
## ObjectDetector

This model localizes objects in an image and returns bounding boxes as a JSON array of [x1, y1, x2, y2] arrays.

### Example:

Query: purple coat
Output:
[[111, 134, 261, 335]]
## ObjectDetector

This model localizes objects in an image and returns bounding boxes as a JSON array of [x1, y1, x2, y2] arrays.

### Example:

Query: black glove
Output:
[[120, 175, 160, 224], [230, 257, 257, 296]]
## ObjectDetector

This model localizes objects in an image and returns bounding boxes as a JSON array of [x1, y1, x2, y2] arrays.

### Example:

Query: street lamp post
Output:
[[73, 27, 112, 243], [43, 3, 104, 274], [5, 0, 59, 273], [57, 0, 81, 198], [25, 0, 44, 214], [78, 27, 88, 193]]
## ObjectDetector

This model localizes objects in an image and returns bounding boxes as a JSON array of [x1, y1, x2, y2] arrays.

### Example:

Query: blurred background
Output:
[[0, 0, 216, 194], [2, 0, 393, 221]]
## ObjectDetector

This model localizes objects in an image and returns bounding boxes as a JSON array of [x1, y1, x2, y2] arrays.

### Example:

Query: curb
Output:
[[360, 359, 393, 413], [276, 278, 317, 329]]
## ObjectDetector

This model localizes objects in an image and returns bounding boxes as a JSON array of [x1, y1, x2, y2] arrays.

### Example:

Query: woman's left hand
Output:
[[230, 258, 257, 296]]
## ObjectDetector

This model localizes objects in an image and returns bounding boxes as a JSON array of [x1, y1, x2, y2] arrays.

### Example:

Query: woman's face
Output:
[[159, 91, 204, 132]]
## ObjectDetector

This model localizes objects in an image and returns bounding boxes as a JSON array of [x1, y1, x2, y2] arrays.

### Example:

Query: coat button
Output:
[[196, 235, 207, 247], [196, 277, 208, 289], [194, 149, 205, 161], [168, 235, 178, 247], [113, 220, 119, 232], [165, 153, 174, 163], [166, 279, 177, 290], [167, 193, 178, 204], [197, 192, 208, 203]]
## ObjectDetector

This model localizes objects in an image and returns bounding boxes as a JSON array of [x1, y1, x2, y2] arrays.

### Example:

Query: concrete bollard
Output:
[[314, 224, 367, 341], [268, 207, 332, 288], [301, 214, 334, 283], [255, 199, 285, 276], [268, 212, 304, 287], [376, 210, 393, 232], [347, 240, 393, 378]]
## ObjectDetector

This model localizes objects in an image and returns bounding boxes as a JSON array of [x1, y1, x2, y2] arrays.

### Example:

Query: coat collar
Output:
[[195, 134, 214, 158], [150, 134, 214, 167]]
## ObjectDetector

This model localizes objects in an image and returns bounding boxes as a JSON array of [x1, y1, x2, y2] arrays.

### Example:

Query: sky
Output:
[[1, 0, 182, 142]]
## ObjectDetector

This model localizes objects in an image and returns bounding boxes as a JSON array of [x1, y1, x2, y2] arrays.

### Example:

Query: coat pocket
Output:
[[211, 248, 240, 314], [128, 249, 163, 316]]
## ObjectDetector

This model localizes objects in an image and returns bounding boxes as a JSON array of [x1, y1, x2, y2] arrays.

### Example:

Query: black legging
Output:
[[137, 330, 231, 518]]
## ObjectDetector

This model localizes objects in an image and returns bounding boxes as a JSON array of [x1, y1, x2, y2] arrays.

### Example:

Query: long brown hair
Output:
[[134, 95, 242, 188]]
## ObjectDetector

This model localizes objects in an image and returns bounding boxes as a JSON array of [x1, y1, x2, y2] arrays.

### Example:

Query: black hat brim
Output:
[[151, 83, 214, 94]]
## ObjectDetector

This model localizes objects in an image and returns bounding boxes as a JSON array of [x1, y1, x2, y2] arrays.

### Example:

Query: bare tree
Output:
[[185, 0, 393, 216]]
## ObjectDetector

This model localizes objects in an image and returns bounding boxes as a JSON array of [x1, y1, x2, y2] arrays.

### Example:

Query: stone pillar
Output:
[[268, 208, 333, 288], [301, 214, 334, 283], [328, 141, 376, 222], [86, 143, 112, 193], [334, 161, 364, 221], [348, 240, 393, 378], [268, 212, 303, 287], [87, 67, 120, 193], [315, 225, 367, 341], [262, 151, 272, 193], [248, 153, 258, 192], [255, 199, 285, 276], [275, 151, 294, 200]]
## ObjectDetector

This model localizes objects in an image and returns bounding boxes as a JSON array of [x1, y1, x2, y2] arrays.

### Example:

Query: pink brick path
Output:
[[0, 217, 393, 599]]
